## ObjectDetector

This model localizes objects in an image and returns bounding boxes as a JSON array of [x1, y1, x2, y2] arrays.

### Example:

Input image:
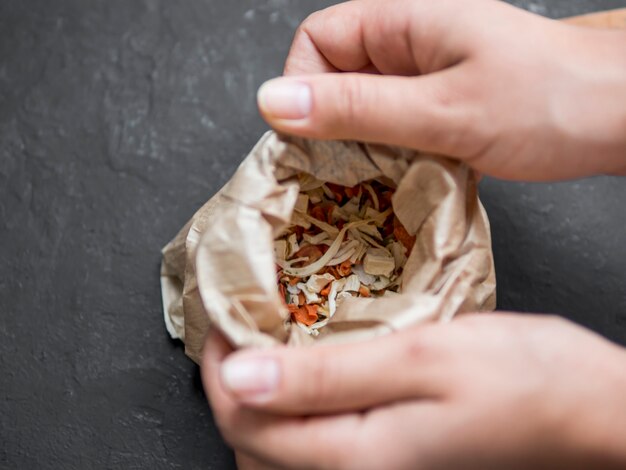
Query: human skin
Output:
[[257, 0, 626, 181], [204, 315, 626, 470], [202, 0, 626, 468]]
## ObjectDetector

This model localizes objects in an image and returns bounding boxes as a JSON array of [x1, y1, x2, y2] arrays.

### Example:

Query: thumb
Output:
[[218, 325, 449, 414], [257, 72, 469, 155]]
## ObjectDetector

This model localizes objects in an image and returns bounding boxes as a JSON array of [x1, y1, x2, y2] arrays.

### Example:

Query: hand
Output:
[[256, 0, 626, 181], [202, 313, 626, 470]]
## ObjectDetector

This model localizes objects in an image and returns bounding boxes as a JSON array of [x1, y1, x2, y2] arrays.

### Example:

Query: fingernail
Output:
[[257, 78, 312, 120], [221, 356, 280, 399]]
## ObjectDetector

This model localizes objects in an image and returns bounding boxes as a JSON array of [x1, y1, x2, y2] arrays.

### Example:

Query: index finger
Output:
[[284, 0, 468, 76]]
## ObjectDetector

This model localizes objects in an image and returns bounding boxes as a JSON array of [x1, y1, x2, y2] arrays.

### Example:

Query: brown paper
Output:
[[160, 131, 496, 363]]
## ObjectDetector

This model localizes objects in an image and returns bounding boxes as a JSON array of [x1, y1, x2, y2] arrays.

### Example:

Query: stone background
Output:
[[1, 1, 624, 468]]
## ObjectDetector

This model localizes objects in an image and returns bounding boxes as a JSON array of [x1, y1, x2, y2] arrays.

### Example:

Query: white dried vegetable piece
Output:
[[328, 239, 359, 266], [330, 205, 346, 223], [286, 293, 297, 305], [305, 273, 335, 293], [388, 241, 407, 269], [351, 228, 387, 250], [306, 187, 324, 204], [286, 284, 301, 295], [274, 239, 287, 262], [317, 303, 330, 318], [287, 233, 299, 257], [295, 211, 339, 236], [371, 276, 391, 290], [335, 291, 354, 309], [357, 223, 383, 241], [321, 183, 336, 200], [294, 193, 309, 213], [341, 274, 361, 292], [341, 197, 360, 217], [303, 232, 330, 245], [328, 278, 347, 317], [364, 247, 395, 277], [362, 182, 379, 210], [365, 206, 393, 225], [291, 211, 312, 229], [296, 321, 316, 336], [387, 272, 403, 290], [296, 283, 321, 303], [349, 242, 368, 264], [286, 284, 301, 305], [310, 318, 329, 331], [365, 207, 383, 220], [352, 263, 377, 286]]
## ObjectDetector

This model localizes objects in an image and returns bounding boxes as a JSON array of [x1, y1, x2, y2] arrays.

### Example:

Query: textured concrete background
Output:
[[0, 1, 624, 468]]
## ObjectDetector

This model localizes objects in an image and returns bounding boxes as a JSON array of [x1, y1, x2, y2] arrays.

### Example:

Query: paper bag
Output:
[[160, 131, 496, 363]]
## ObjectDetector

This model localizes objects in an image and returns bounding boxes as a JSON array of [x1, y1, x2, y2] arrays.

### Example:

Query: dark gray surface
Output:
[[0, 1, 624, 468]]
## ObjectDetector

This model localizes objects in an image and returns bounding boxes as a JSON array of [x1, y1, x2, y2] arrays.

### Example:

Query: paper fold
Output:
[[161, 132, 496, 363]]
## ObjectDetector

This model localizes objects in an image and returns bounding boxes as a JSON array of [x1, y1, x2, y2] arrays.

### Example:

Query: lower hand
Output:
[[202, 313, 626, 469]]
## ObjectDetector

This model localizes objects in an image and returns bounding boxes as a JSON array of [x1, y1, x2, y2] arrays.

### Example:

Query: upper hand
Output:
[[257, 0, 626, 181], [202, 313, 626, 470]]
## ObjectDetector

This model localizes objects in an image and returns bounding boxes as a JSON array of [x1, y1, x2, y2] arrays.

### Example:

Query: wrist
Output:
[[553, 26, 626, 176], [565, 346, 626, 467]]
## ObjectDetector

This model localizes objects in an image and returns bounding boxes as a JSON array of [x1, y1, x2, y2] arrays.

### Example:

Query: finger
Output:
[[257, 69, 477, 157], [207, 347, 446, 470], [201, 329, 233, 396], [235, 451, 286, 470], [202, 332, 376, 470], [218, 324, 452, 415], [284, 0, 469, 76]]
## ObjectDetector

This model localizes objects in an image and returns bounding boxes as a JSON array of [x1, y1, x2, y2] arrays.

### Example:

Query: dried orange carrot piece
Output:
[[325, 183, 345, 203], [344, 184, 361, 199], [337, 259, 352, 277], [320, 285, 331, 297], [393, 216, 416, 255], [358, 286, 371, 297], [293, 245, 324, 264], [319, 266, 340, 278], [310, 205, 326, 222], [379, 190, 394, 211], [298, 292, 305, 305], [291, 304, 319, 326], [323, 204, 335, 224], [278, 284, 289, 307]]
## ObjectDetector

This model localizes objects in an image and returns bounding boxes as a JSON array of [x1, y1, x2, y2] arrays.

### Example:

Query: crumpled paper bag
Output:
[[160, 131, 496, 363]]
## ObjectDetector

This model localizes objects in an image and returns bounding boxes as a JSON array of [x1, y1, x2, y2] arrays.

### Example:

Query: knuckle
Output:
[[401, 328, 436, 361], [297, 10, 323, 41], [303, 351, 336, 408], [336, 76, 365, 127]]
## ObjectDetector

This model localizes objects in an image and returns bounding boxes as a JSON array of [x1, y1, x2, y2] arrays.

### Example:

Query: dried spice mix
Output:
[[274, 175, 416, 336]]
